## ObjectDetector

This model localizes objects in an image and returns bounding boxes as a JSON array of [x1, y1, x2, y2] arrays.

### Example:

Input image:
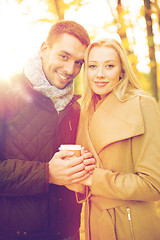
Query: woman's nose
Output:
[[96, 67, 105, 78]]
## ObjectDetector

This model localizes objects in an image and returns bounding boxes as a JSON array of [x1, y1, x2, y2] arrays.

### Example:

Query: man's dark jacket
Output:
[[0, 73, 81, 240]]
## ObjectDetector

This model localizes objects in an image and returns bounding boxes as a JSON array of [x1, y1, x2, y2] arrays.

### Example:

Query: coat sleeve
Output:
[[91, 96, 160, 201]]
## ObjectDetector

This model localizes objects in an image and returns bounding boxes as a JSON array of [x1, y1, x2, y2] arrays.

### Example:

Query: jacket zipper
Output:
[[126, 207, 135, 240], [69, 121, 72, 131]]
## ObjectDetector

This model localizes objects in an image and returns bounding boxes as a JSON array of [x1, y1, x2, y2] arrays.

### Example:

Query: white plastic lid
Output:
[[59, 144, 81, 150]]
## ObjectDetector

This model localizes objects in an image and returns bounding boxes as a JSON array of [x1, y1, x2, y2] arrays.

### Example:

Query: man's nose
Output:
[[64, 61, 75, 76]]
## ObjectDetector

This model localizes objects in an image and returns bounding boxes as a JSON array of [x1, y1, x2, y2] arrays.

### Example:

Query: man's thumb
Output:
[[57, 150, 74, 159]]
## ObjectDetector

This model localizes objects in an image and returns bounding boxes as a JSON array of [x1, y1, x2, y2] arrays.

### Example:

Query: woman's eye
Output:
[[88, 65, 96, 69], [106, 64, 114, 69]]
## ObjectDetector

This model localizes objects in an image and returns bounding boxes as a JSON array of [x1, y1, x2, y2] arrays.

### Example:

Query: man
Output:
[[0, 20, 94, 240]]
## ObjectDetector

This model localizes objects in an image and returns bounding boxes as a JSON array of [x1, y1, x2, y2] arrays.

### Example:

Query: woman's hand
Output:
[[81, 147, 96, 174], [65, 183, 85, 193], [81, 174, 93, 187]]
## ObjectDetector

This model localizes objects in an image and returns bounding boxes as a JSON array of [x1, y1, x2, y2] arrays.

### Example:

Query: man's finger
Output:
[[55, 150, 74, 159], [85, 164, 95, 172], [69, 162, 85, 174], [67, 156, 84, 167], [71, 172, 90, 183]]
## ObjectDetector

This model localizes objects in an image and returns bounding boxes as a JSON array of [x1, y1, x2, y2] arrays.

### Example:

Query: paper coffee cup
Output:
[[59, 144, 81, 157]]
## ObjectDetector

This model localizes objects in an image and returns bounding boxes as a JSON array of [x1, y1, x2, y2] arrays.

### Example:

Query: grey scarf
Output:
[[24, 52, 74, 112]]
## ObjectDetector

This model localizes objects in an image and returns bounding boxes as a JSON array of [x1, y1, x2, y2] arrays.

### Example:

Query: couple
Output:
[[0, 20, 160, 240]]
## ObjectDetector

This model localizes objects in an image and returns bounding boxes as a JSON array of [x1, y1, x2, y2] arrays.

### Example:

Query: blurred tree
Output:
[[53, 0, 64, 20], [143, 0, 158, 100], [106, 0, 139, 76], [153, 0, 160, 100], [45, 0, 87, 21], [154, 0, 160, 28], [116, 0, 130, 51], [116, 0, 140, 74], [45, 0, 65, 20], [15, 0, 85, 21]]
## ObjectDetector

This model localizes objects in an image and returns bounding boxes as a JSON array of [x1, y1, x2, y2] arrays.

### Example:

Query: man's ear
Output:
[[40, 42, 48, 58]]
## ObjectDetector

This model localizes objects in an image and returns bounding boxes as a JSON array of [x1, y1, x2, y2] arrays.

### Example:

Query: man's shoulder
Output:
[[62, 95, 81, 117], [71, 95, 81, 110], [73, 94, 81, 103], [0, 72, 26, 89]]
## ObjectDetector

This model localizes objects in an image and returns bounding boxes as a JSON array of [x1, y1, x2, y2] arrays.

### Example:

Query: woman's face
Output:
[[87, 45, 122, 99]]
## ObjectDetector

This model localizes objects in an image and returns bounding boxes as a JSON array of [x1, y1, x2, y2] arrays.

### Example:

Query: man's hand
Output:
[[49, 150, 89, 185]]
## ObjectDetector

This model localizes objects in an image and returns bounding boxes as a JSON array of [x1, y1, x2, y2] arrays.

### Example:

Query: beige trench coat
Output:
[[77, 93, 160, 240]]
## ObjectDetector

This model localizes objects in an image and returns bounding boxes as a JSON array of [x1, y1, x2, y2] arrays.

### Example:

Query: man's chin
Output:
[[59, 80, 73, 89], [48, 76, 73, 89]]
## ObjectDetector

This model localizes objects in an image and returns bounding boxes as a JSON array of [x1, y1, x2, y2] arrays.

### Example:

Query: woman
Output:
[[76, 39, 160, 240]]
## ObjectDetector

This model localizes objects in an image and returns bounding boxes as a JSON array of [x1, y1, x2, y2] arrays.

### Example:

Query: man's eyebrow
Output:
[[78, 59, 84, 64], [60, 50, 84, 63], [60, 50, 71, 56]]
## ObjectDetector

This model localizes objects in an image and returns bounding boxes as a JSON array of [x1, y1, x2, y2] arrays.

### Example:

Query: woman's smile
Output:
[[94, 81, 109, 87]]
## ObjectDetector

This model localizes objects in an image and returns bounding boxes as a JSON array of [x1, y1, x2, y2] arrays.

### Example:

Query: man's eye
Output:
[[75, 61, 83, 66], [60, 55, 68, 60]]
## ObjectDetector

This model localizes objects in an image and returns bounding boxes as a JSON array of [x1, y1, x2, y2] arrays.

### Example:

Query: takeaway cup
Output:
[[59, 144, 81, 157]]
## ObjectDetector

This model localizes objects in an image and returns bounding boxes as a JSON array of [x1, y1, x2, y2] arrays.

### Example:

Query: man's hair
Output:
[[46, 20, 90, 47]]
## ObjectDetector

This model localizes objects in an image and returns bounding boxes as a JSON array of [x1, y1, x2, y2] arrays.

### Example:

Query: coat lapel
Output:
[[77, 109, 102, 167], [89, 93, 144, 154]]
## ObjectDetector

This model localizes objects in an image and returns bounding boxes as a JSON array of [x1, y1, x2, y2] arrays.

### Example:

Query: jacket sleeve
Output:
[[0, 158, 49, 196], [91, 96, 160, 201], [0, 82, 49, 197]]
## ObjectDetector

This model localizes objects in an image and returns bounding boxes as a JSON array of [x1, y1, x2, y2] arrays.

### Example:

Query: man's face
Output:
[[41, 33, 87, 89]]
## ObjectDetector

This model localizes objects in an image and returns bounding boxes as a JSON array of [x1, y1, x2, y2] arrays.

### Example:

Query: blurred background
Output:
[[0, 0, 160, 101], [0, 1, 159, 238]]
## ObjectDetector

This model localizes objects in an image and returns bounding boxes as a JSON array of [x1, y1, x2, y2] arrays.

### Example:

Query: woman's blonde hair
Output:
[[81, 38, 147, 111]]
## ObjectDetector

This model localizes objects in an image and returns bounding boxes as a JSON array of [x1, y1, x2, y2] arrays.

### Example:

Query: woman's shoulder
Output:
[[124, 92, 159, 112], [138, 94, 160, 112], [138, 95, 160, 124]]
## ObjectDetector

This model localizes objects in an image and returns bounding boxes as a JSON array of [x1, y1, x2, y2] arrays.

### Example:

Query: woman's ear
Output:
[[119, 70, 124, 80], [119, 75, 123, 80]]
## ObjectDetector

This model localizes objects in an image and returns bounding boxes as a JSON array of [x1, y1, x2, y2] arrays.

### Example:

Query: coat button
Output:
[[16, 231, 20, 235], [23, 231, 27, 236]]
